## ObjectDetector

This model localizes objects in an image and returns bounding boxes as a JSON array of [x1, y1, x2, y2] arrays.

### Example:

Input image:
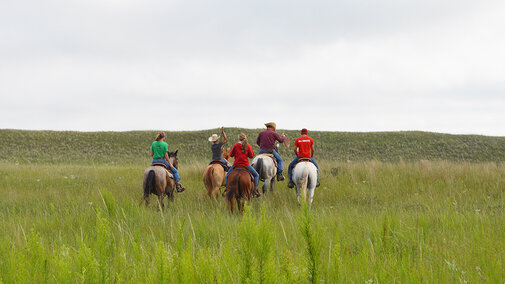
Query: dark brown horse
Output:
[[143, 151, 179, 209], [203, 147, 230, 199], [225, 165, 254, 213]]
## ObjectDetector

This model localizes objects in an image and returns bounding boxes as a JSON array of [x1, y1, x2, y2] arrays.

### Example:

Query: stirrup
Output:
[[288, 181, 295, 188], [176, 183, 185, 193], [276, 173, 285, 181]]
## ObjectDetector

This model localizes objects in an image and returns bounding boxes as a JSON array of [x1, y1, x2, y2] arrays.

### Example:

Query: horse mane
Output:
[[222, 147, 230, 161]]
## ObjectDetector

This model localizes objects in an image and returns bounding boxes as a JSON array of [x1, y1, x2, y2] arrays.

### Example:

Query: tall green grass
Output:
[[2, 129, 505, 164], [0, 161, 504, 282]]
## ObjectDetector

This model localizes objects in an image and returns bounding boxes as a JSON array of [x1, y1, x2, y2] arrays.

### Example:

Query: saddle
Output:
[[209, 160, 230, 172], [229, 165, 254, 182], [293, 157, 314, 168], [258, 153, 278, 168], [152, 163, 174, 179]]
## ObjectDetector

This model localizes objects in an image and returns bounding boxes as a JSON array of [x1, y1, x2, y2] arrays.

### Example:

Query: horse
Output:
[[292, 160, 318, 208], [251, 154, 277, 194], [142, 150, 179, 209], [203, 147, 231, 199], [225, 165, 254, 213]]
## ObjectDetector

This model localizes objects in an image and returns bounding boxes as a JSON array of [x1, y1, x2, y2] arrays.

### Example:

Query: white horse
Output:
[[292, 161, 318, 207], [251, 154, 277, 194]]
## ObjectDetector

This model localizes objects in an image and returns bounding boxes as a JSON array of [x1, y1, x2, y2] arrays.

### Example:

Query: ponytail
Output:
[[155, 132, 166, 141], [238, 133, 248, 152]]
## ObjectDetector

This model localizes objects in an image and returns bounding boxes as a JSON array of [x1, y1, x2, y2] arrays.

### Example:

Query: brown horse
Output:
[[203, 147, 230, 199], [143, 151, 179, 209], [225, 165, 254, 213]]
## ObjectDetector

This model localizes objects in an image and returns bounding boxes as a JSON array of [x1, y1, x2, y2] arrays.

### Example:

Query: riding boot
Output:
[[276, 172, 285, 181], [253, 186, 261, 198], [288, 181, 295, 188], [316, 181, 320, 187], [176, 182, 186, 193]]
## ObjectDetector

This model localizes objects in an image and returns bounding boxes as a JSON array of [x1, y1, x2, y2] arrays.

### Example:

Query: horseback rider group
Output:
[[148, 122, 320, 196]]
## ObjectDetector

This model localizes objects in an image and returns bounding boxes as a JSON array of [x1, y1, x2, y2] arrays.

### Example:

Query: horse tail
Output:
[[226, 173, 240, 202], [254, 158, 263, 180], [206, 166, 215, 190], [145, 170, 155, 197], [300, 165, 310, 192]]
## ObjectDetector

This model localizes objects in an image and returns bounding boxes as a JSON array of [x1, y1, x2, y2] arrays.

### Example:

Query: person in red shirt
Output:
[[226, 133, 260, 196], [287, 128, 320, 188]]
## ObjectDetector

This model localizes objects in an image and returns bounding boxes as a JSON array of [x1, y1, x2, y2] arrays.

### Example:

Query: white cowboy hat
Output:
[[208, 134, 220, 142]]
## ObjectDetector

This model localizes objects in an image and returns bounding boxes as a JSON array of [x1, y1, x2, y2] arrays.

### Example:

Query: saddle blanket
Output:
[[152, 163, 174, 179], [258, 153, 278, 168], [209, 160, 230, 171], [294, 158, 315, 168]]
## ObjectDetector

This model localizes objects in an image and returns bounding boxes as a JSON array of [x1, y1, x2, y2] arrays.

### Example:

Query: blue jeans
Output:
[[152, 159, 181, 182], [288, 157, 319, 183], [257, 149, 283, 173], [226, 165, 259, 187]]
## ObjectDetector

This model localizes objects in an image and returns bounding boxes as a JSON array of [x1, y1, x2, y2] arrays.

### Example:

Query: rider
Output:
[[256, 122, 286, 181], [287, 128, 320, 188], [226, 133, 260, 197], [150, 131, 185, 192], [208, 127, 231, 171]]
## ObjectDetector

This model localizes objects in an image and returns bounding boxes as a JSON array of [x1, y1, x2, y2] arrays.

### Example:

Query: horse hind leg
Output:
[[295, 186, 301, 206], [158, 194, 165, 210], [144, 194, 150, 207], [213, 186, 220, 200], [308, 187, 315, 209], [229, 196, 236, 213], [237, 198, 244, 212]]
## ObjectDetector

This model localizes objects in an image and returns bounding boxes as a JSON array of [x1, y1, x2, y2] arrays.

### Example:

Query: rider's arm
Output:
[[150, 150, 154, 157], [230, 144, 236, 157], [274, 132, 286, 143], [164, 152, 174, 168], [221, 127, 227, 144], [247, 144, 255, 159], [311, 144, 315, 157]]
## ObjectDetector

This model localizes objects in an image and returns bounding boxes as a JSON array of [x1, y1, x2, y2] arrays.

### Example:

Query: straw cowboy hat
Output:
[[264, 122, 276, 130], [208, 134, 220, 142]]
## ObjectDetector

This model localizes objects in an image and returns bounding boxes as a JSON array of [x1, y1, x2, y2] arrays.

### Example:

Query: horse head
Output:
[[222, 147, 231, 161], [168, 150, 179, 169]]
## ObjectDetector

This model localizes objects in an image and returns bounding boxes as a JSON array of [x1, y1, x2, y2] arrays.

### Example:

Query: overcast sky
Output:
[[1, 0, 504, 136]]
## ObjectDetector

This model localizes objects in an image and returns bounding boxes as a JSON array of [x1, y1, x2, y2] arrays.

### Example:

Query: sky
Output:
[[1, 0, 504, 136]]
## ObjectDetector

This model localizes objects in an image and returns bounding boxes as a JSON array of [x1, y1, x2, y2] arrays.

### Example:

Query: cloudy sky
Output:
[[1, 0, 504, 135]]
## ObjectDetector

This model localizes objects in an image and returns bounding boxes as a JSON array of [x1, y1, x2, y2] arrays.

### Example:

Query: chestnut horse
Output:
[[225, 165, 254, 213], [143, 151, 179, 209], [203, 147, 231, 199]]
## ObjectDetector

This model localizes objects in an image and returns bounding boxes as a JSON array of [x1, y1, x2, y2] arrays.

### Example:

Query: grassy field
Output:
[[2, 128, 505, 164], [0, 129, 504, 283]]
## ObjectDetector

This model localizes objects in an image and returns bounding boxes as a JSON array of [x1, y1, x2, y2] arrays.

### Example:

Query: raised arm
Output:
[[274, 131, 286, 143], [221, 127, 227, 144]]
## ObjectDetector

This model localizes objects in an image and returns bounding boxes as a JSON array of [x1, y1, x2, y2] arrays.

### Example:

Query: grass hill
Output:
[[1, 128, 504, 164]]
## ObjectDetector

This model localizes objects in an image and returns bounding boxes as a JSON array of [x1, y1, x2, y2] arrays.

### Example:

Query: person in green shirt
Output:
[[150, 132, 185, 192]]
